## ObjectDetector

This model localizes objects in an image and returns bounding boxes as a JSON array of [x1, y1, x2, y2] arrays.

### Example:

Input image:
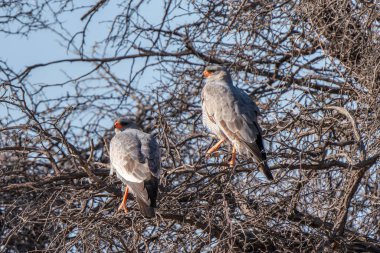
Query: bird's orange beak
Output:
[[114, 121, 122, 129], [203, 70, 212, 78]]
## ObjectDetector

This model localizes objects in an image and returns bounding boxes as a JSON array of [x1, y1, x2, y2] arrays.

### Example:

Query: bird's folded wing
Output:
[[110, 133, 151, 183], [140, 134, 161, 177]]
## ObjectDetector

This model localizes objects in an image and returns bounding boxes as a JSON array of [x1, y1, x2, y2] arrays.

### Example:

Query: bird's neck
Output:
[[207, 74, 233, 86]]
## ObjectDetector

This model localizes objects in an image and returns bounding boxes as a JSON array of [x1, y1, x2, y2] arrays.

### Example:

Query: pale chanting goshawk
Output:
[[110, 118, 160, 217], [202, 65, 274, 180]]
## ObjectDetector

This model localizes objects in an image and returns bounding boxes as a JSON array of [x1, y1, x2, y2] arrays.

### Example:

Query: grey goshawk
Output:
[[110, 118, 160, 217], [202, 65, 273, 180]]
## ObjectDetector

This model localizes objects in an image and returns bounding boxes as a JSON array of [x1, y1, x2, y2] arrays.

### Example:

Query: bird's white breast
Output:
[[202, 101, 225, 139]]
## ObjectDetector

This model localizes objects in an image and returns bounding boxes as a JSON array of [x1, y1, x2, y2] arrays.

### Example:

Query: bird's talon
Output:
[[206, 151, 219, 159], [118, 204, 128, 214]]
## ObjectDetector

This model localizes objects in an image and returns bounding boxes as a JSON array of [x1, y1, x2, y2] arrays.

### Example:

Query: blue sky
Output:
[[0, 1, 175, 126], [0, 1, 171, 86]]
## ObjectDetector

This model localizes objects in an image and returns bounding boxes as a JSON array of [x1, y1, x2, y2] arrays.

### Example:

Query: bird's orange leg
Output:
[[206, 138, 225, 157], [228, 145, 236, 167], [118, 185, 128, 214]]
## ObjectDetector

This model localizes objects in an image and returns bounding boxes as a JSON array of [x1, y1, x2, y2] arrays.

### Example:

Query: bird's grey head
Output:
[[203, 65, 232, 83], [114, 117, 138, 133]]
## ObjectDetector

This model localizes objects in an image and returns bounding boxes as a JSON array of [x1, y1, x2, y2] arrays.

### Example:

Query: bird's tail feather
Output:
[[135, 197, 155, 218], [242, 141, 274, 181], [127, 178, 158, 218], [259, 162, 274, 181]]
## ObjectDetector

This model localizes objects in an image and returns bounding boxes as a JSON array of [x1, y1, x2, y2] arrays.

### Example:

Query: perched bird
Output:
[[201, 65, 273, 180], [110, 118, 160, 217]]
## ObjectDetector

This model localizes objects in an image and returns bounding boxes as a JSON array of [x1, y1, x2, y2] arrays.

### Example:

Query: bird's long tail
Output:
[[259, 161, 274, 181], [128, 177, 158, 218], [242, 139, 274, 181], [135, 197, 155, 218]]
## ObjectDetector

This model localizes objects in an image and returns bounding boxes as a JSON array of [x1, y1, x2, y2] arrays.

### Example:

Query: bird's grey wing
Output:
[[236, 88, 261, 116], [133, 132, 160, 217], [110, 132, 151, 183], [231, 86, 263, 141], [140, 133, 161, 177]]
